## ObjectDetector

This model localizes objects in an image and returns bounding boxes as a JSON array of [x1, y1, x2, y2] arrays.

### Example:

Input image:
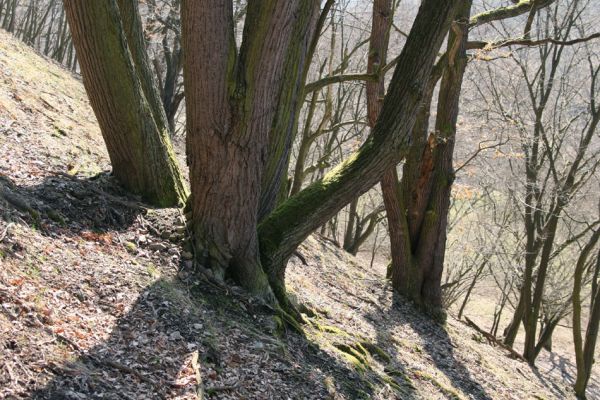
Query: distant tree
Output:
[[63, 0, 187, 206], [477, 1, 600, 364]]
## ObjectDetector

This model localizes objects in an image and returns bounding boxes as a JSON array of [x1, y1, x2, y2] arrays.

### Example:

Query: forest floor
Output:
[[0, 29, 596, 400]]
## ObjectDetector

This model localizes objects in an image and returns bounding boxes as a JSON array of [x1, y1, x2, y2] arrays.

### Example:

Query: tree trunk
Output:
[[257, 1, 327, 221], [182, 0, 320, 300], [259, 0, 460, 310], [63, 0, 187, 207], [382, 1, 471, 312], [504, 286, 526, 347], [573, 231, 600, 398], [343, 197, 359, 252]]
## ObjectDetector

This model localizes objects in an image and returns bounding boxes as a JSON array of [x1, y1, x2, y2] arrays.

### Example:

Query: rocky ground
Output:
[[0, 28, 596, 399]]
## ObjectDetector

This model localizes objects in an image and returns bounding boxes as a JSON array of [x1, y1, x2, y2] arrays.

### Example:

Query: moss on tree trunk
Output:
[[64, 0, 187, 207], [259, 0, 460, 309]]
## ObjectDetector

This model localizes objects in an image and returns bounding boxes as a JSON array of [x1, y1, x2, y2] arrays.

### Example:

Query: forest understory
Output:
[[0, 29, 598, 400]]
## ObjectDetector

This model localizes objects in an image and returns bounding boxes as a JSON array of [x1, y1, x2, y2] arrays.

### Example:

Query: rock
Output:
[[138, 235, 147, 243], [148, 243, 167, 252], [181, 251, 194, 260], [169, 331, 183, 341], [169, 233, 183, 242], [193, 323, 203, 330], [183, 260, 194, 269], [160, 231, 171, 239]]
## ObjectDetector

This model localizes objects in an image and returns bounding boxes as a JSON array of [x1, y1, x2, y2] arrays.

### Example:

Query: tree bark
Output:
[[381, 1, 471, 312], [182, 0, 320, 300], [259, 0, 460, 309], [257, 1, 325, 221], [63, 0, 187, 207]]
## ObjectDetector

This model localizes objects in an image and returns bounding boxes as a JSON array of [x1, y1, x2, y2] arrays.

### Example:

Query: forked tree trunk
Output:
[[63, 0, 187, 207], [181, 1, 320, 300], [382, 1, 472, 313], [259, 0, 460, 311]]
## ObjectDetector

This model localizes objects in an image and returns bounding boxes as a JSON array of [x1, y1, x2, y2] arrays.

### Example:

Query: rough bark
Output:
[[257, 1, 324, 221], [182, 0, 320, 300], [259, 0, 460, 309], [63, 0, 187, 207], [381, 1, 471, 311]]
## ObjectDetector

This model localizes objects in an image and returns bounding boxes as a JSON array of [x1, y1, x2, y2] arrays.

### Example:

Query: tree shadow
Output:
[[379, 291, 493, 400], [0, 172, 144, 237], [28, 268, 376, 399], [536, 351, 600, 400]]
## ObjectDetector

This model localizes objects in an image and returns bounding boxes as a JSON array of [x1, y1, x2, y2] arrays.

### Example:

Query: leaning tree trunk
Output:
[[381, 1, 472, 312], [181, 0, 320, 300], [258, 0, 334, 221], [259, 0, 460, 311], [63, 0, 187, 207]]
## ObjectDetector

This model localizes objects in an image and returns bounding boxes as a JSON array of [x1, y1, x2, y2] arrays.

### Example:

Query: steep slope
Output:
[[0, 29, 588, 399]]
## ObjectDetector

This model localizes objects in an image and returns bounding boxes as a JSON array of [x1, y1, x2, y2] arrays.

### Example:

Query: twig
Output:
[[0, 222, 14, 241], [205, 382, 240, 393], [191, 350, 204, 399]]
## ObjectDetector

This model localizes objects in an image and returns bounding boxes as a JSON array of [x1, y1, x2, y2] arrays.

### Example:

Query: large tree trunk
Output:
[[258, 0, 334, 221], [181, 1, 320, 300], [259, 0, 460, 310], [381, 1, 471, 312], [63, 0, 187, 207]]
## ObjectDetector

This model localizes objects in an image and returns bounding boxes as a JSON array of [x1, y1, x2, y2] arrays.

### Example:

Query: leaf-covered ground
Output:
[[0, 28, 596, 399]]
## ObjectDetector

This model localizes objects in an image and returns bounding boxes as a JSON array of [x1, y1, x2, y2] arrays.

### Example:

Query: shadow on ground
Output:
[[365, 289, 493, 400], [29, 272, 376, 399], [0, 172, 143, 236], [536, 351, 600, 400]]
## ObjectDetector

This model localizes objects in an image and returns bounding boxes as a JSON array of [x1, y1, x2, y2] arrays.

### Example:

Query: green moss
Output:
[[414, 370, 463, 400], [384, 368, 416, 390], [309, 320, 350, 337], [124, 241, 137, 253], [333, 343, 369, 371], [276, 305, 305, 334], [360, 341, 392, 363], [339, 351, 367, 373]]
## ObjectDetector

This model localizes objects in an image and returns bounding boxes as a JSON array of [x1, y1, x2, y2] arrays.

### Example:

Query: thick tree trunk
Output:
[[259, 0, 460, 309], [182, 1, 320, 300], [257, 1, 324, 221], [63, 0, 187, 207]]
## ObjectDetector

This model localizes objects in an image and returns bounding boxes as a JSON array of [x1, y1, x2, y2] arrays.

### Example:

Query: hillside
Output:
[[0, 29, 591, 400]]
